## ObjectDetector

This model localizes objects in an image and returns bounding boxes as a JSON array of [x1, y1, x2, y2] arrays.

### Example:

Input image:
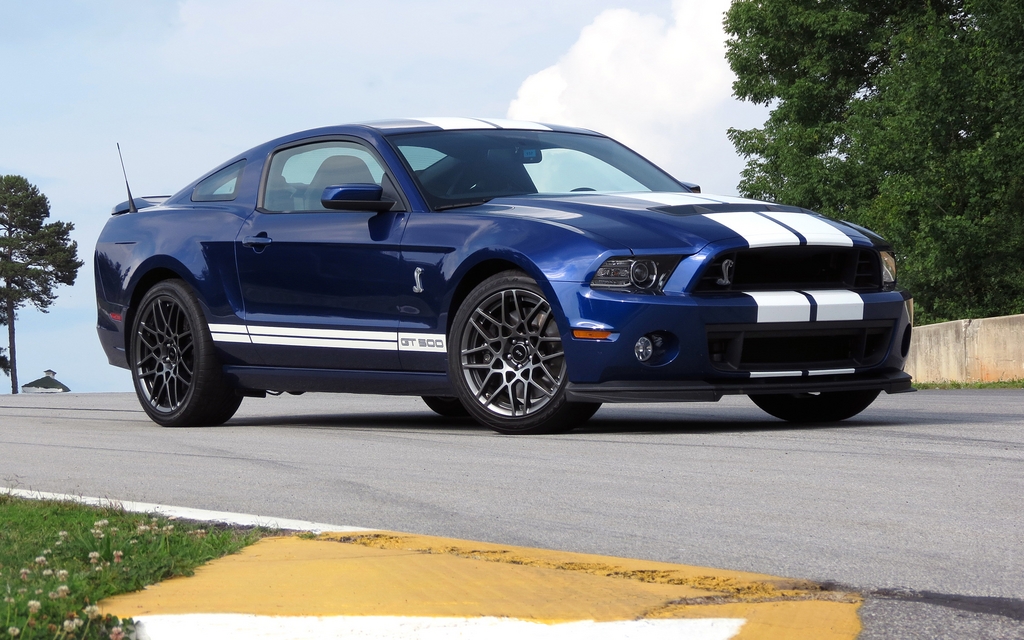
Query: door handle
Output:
[[242, 234, 273, 248]]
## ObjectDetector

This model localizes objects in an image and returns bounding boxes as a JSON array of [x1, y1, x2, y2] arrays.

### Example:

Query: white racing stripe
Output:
[[759, 211, 853, 246], [248, 325, 398, 341], [745, 291, 811, 323], [807, 290, 864, 321], [249, 335, 398, 351], [745, 290, 866, 322], [703, 211, 801, 248], [210, 323, 445, 352], [617, 192, 717, 207], [415, 117, 497, 130], [478, 118, 552, 131], [133, 614, 746, 640], [749, 371, 803, 378]]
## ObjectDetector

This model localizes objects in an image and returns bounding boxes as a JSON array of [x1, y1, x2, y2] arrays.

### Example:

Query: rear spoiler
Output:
[[111, 196, 171, 216]]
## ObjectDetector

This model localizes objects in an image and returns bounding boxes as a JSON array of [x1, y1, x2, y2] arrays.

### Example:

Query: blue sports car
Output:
[[95, 117, 913, 434]]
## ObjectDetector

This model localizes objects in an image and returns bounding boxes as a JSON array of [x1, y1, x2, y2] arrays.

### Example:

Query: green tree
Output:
[[725, 0, 1024, 324], [0, 175, 83, 393]]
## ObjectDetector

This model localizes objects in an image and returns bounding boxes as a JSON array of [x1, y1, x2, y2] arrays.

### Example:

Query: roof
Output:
[[356, 117, 598, 135], [22, 375, 70, 392]]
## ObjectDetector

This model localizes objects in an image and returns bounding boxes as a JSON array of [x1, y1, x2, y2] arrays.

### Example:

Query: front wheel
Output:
[[448, 271, 600, 434], [130, 280, 242, 427], [749, 389, 880, 423]]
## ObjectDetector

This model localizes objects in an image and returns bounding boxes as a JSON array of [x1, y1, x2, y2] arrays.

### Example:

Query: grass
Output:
[[914, 379, 1024, 389], [0, 494, 272, 639]]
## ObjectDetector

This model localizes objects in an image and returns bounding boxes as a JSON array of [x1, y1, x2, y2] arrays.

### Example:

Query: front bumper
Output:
[[566, 370, 914, 403]]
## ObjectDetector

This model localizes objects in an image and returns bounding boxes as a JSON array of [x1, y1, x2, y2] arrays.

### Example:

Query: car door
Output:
[[235, 138, 410, 370]]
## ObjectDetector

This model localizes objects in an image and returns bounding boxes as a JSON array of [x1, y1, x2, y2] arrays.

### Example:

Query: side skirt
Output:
[[222, 366, 454, 397]]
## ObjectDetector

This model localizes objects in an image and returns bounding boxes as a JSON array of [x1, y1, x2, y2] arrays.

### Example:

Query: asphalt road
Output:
[[2, 389, 1022, 639]]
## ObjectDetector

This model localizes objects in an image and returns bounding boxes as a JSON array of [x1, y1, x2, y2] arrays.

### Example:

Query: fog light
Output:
[[634, 336, 653, 362]]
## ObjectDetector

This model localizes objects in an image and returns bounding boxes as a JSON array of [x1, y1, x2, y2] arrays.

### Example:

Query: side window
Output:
[[262, 141, 400, 212], [192, 160, 246, 202]]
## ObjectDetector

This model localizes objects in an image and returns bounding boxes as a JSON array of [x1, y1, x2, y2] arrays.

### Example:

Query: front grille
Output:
[[694, 247, 881, 292], [707, 321, 893, 372]]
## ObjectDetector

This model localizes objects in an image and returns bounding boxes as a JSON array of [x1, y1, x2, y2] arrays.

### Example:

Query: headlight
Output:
[[591, 256, 681, 294], [880, 251, 897, 290]]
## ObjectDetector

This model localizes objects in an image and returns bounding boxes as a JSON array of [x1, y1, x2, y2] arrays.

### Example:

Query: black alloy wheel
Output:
[[130, 280, 241, 427], [449, 271, 599, 434], [749, 389, 881, 423]]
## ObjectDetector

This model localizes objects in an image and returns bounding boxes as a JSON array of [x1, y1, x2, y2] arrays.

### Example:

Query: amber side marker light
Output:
[[573, 329, 612, 340]]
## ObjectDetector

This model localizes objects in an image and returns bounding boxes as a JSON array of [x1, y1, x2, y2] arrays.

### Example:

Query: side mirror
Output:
[[321, 184, 395, 212]]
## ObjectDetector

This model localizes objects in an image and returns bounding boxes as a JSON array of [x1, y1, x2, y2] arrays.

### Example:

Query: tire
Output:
[[448, 270, 600, 434], [129, 280, 242, 427], [749, 389, 881, 423], [421, 396, 471, 418]]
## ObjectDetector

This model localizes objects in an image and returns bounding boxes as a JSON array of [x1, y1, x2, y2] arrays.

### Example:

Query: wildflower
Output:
[[94, 566, 103, 572], [136, 525, 150, 534], [109, 527, 118, 534], [113, 551, 123, 564], [27, 601, 41, 614], [33, 590, 41, 595], [62, 619, 79, 632], [19, 569, 29, 581], [56, 570, 68, 580], [42, 549, 51, 555], [16, 589, 25, 595], [58, 531, 68, 539], [83, 605, 100, 619], [34, 556, 47, 566], [54, 541, 62, 547], [46, 624, 57, 633], [109, 626, 125, 640], [42, 569, 53, 577], [88, 552, 100, 564], [48, 592, 58, 600], [2, 597, 13, 604], [94, 519, 109, 528], [91, 528, 105, 539], [56, 585, 69, 598], [7, 627, 19, 637], [128, 540, 138, 545]]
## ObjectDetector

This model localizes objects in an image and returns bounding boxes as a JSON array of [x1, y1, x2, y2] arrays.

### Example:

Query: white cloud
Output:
[[508, 0, 768, 195]]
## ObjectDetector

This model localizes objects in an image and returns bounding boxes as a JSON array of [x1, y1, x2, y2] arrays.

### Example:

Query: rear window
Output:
[[192, 160, 246, 202]]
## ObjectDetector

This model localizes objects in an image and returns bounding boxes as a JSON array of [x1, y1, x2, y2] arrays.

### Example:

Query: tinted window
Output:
[[263, 141, 398, 212], [388, 130, 682, 210], [191, 160, 246, 202]]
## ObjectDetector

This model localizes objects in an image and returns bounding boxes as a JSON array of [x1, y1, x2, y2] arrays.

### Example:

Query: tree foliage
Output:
[[0, 175, 83, 392], [725, 0, 1024, 324]]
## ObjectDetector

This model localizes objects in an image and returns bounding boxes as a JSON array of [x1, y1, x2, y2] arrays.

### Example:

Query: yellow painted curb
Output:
[[101, 532, 860, 639]]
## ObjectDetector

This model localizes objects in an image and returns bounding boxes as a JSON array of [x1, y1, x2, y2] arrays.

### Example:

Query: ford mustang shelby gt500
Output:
[[95, 117, 913, 434]]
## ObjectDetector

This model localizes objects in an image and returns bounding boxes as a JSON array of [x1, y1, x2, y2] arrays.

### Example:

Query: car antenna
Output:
[[117, 143, 138, 213]]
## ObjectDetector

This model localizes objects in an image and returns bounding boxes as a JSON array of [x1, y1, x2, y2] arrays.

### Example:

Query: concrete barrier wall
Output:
[[904, 313, 1024, 382]]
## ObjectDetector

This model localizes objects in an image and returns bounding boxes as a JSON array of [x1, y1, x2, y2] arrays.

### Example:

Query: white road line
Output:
[[3, 489, 374, 533], [133, 614, 746, 640]]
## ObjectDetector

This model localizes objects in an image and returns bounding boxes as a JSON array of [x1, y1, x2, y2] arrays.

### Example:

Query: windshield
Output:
[[387, 130, 684, 210]]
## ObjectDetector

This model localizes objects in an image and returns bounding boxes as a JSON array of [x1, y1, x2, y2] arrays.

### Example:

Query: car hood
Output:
[[483, 192, 872, 253]]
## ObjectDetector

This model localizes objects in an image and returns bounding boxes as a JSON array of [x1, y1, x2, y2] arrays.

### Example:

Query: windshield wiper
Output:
[[433, 198, 494, 211]]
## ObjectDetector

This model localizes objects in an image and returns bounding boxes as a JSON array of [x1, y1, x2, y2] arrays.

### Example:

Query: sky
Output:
[[0, 0, 767, 394]]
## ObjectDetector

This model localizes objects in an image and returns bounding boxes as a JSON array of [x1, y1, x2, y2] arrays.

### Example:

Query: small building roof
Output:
[[22, 371, 70, 393]]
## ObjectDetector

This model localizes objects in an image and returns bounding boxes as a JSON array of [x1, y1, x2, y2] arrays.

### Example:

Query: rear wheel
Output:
[[421, 396, 470, 418], [130, 280, 242, 427], [749, 389, 880, 423], [448, 271, 600, 434]]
